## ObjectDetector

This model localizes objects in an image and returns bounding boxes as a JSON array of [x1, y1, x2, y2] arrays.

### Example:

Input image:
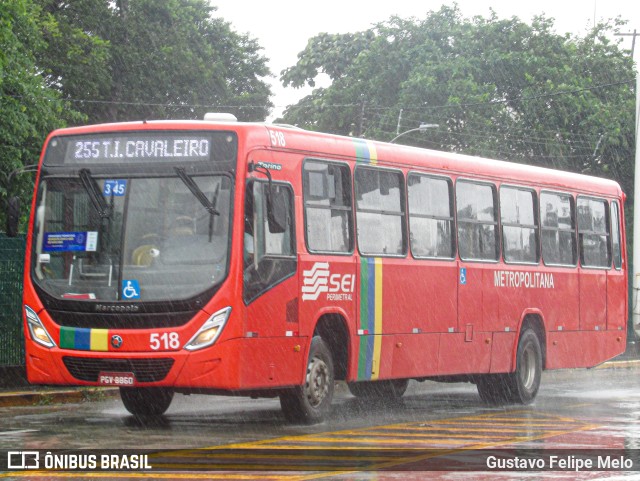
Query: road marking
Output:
[[0, 409, 600, 479]]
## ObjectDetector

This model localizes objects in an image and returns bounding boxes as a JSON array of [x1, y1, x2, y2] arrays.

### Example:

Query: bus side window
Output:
[[577, 197, 610, 268], [456, 180, 499, 262], [355, 166, 406, 257], [407, 173, 455, 259], [611, 201, 622, 270], [303, 160, 353, 253], [540, 191, 576, 266], [500, 186, 538, 264]]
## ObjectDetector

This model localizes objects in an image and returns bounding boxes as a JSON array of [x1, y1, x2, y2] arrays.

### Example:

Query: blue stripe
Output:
[[75, 328, 91, 350], [354, 139, 371, 164]]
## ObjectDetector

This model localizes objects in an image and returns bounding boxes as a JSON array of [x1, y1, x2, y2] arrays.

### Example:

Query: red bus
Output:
[[13, 115, 627, 423]]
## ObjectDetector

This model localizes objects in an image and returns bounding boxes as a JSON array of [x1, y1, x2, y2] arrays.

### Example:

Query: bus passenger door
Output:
[[607, 201, 626, 333], [450, 262, 493, 375], [580, 269, 607, 331], [242, 175, 302, 388], [578, 197, 609, 332]]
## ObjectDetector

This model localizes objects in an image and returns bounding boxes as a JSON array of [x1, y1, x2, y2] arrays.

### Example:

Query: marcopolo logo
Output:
[[302, 262, 355, 302]]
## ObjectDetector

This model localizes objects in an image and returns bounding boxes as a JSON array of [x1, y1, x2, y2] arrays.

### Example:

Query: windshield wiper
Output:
[[79, 168, 111, 218], [174, 167, 220, 216]]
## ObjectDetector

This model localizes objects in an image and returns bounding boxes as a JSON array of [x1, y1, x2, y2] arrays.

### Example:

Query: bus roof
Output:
[[47, 119, 624, 199], [266, 124, 623, 199]]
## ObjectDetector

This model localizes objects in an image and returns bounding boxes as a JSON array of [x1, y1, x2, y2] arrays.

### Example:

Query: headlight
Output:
[[25, 306, 56, 348], [184, 307, 231, 351]]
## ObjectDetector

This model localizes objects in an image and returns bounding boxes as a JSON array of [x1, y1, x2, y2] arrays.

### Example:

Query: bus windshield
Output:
[[31, 173, 232, 302]]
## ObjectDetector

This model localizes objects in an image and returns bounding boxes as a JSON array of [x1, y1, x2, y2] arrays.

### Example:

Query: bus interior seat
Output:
[[132, 245, 156, 266]]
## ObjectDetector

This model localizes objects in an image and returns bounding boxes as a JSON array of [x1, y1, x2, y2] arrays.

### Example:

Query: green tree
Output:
[[0, 0, 78, 231], [280, 6, 635, 198], [36, 0, 273, 123]]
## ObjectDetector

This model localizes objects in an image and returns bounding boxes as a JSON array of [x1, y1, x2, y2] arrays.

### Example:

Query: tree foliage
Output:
[[36, 0, 273, 123], [0, 0, 77, 229], [1, 0, 274, 231], [280, 6, 636, 200]]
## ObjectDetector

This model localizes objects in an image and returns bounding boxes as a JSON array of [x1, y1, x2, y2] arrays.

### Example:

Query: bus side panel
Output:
[[455, 263, 492, 375], [374, 258, 457, 380], [239, 337, 306, 388], [437, 333, 491, 375], [391, 333, 440, 378], [607, 268, 627, 332], [580, 270, 607, 331], [354, 257, 456, 380], [543, 270, 580, 331], [458, 264, 483, 333], [389, 261, 458, 335], [546, 331, 624, 369], [489, 331, 518, 373], [494, 269, 578, 333]]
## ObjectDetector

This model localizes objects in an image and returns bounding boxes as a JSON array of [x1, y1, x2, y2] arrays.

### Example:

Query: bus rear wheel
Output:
[[280, 336, 334, 424], [120, 387, 174, 417], [507, 328, 542, 404], [348, 379, 409, 399], [476, 329, 542, 405]]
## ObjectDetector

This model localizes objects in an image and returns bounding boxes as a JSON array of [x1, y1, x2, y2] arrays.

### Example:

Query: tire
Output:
[[348, 379, 409, 399], [506, 328, 542, 404], [476, 329, 542, 405], [280, 336, 334, 424], [120, 387, 174, 417]]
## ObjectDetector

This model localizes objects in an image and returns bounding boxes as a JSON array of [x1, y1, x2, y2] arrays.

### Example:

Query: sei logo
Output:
[[302, 262, 355, 301]]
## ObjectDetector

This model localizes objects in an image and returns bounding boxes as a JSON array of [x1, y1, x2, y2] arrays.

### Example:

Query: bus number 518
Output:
[[150, 333, 180, 350]]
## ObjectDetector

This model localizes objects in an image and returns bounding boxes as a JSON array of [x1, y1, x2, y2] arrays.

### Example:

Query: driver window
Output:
[[243, 180, 296, 303]]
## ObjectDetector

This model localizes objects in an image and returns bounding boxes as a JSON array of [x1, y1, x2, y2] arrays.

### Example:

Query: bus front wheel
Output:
[[280, 336, 335, 424], [120, 387, 174, 417]]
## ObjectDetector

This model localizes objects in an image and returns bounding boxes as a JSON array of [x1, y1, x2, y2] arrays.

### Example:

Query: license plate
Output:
[[98, 372, 136, 386]]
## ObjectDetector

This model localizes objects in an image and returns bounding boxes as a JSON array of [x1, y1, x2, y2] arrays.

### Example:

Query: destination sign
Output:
[[43, 131, 237, 165], [71, 137, 210, 161]]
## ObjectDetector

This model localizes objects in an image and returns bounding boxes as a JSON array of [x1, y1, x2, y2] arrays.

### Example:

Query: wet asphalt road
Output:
[[1, 365, 639, 479]]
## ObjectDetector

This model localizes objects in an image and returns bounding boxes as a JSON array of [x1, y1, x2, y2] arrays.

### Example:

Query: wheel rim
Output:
[[520, 343, 537, 391], [305, 355, 329, 407]]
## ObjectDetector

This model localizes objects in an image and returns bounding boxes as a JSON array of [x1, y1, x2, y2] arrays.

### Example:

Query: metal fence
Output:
[[0, 234, 25, 366]]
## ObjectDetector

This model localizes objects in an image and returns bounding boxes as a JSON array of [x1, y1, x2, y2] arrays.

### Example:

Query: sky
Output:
[[215, 0, 640, 120]]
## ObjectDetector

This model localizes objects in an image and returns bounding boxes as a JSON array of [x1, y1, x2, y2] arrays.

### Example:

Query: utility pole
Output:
[[616, 30, 637, 59], [396, 109, 403, 136], [616, 30, 640, 341]]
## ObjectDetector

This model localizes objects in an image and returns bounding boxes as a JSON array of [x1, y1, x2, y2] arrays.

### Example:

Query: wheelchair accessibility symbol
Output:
[[122, 280, 140, 299], [459, 267, 467, 285]]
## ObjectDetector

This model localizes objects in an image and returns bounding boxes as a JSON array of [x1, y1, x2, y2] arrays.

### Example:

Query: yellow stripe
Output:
[[368, 141, 377, 165], [371, 258, 383, 380], [90, 329, 109, 351]]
